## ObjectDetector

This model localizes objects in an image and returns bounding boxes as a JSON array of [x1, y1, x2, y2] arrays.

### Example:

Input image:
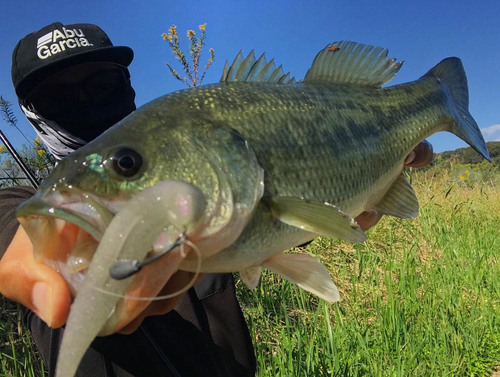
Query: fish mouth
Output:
[[16, 189, 127, 295]]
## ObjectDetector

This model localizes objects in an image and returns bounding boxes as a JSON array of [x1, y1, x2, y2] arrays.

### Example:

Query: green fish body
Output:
[[15, 41, 490, 377]]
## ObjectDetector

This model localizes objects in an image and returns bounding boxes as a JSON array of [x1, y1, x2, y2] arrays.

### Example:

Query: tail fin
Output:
[[422, 58, 490, 161]]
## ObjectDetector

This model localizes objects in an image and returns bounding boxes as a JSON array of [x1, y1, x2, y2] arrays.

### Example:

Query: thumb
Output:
[[0, 226, 71, 328]]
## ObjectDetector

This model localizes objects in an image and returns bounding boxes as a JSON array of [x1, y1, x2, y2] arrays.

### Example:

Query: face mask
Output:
[[25, 67, 137, 142], [51, 85, 136, 142]]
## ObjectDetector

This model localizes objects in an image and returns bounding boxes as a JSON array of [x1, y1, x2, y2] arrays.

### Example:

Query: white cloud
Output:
[[481, 124, 500, 141]]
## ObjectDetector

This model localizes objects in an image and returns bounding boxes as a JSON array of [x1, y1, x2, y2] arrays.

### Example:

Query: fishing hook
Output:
[[109, 233, 187, 280]]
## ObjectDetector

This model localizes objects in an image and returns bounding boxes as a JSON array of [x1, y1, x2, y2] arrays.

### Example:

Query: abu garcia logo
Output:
[[37, 27, 93, 59]]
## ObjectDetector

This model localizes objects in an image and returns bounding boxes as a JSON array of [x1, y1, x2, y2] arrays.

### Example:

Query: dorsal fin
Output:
[[304, 41, 404, 87], [220, 50, 299, 84]]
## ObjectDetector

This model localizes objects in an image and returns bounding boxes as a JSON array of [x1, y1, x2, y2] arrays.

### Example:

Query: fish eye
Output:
[[110, 148, 143, 179]]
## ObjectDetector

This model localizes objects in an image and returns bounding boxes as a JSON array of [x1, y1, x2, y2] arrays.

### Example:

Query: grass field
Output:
[[1, 166, 499, 376], [0, 302, 44, 377], [237, 167, 500, 376]]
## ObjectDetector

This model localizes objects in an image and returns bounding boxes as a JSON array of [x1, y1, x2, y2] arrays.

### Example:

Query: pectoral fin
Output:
[[239, 266, 263, 290], [270, 197, 367, 242], [263, 253, 340, 302], [372, 173, 419, 219]]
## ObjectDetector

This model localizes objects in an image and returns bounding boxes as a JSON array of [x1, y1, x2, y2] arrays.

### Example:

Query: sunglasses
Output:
[[26, 69, 129, 118]]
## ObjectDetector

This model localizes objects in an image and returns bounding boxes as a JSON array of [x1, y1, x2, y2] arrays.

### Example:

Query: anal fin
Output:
[[373, 172, 419, 219], [263, 253, 340, 302]]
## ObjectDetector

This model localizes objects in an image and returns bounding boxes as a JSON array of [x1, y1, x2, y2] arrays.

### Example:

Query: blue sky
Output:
[[1, 0, 499, 154]]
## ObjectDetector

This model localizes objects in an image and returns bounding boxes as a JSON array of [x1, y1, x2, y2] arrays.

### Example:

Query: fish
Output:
[[16, 41, 490, 376]]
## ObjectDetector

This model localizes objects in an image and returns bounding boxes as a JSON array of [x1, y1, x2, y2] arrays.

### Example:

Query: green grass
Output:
[[0, 298, 45, 377], [237, 169, 500, 376], [1, 168, 500, 376]]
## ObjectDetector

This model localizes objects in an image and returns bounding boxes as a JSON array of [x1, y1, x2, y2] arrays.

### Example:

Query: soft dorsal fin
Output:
[[220, 50, 299, 84], [372, 172, 419, 219], [270, 196, 367, 243], [304, 41, 404, 87]]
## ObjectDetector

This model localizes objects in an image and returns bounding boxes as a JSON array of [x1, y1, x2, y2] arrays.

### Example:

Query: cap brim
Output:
[[16, 45, 133, 99]]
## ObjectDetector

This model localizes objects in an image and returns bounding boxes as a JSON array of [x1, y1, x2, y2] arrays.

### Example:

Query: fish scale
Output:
[[160, 81, 443, 211]]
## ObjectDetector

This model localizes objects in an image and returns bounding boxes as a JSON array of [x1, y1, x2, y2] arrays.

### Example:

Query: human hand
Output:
[[0, 226, 200, 334], [118, 268, 202, 334], [114, 248, 203, 335], [354, 140, 433, 231], [402, 139, 434, 168], [0, 226, 71, 327]]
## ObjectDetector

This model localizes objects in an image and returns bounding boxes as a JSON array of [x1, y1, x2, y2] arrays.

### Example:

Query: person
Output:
[[0, 22, 255, 377], [0, 22, 434, 377]]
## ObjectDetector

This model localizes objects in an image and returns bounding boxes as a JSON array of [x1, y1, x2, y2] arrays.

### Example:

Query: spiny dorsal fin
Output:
[[304, 41, 404, 87], [220, 50, 299, 84], [372, 172, 419, 218]]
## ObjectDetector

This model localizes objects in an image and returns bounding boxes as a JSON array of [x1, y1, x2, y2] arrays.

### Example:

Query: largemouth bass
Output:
[[16, 41, 489, 377]]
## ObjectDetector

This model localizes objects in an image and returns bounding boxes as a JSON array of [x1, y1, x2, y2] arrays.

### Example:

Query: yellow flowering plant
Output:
[[459, 169, 470, 181], [162, 23, 215, 87], [33, 136, 51, 162]]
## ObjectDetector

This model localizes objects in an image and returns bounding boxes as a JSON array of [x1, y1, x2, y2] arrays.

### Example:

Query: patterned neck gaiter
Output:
[[20, 103, 87, 161]]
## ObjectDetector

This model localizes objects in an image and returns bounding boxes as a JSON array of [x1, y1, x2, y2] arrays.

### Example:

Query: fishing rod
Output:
[[0, 128, 39, 188]]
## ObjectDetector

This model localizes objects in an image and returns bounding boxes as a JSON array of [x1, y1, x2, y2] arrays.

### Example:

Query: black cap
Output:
[[12, 22, 134, 99]]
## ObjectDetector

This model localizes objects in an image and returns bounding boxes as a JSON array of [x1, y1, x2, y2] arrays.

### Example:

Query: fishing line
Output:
[[91, 238, 202, 301]]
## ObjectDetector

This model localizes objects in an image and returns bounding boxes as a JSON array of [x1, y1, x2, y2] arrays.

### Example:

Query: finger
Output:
[[0, 227, 71, 328], [117, 313, 147, 335], [143, 271, 202, 316], [111, 246, 187, 333], [405, 140, 433, 167], [355, 211, 383, 231]]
